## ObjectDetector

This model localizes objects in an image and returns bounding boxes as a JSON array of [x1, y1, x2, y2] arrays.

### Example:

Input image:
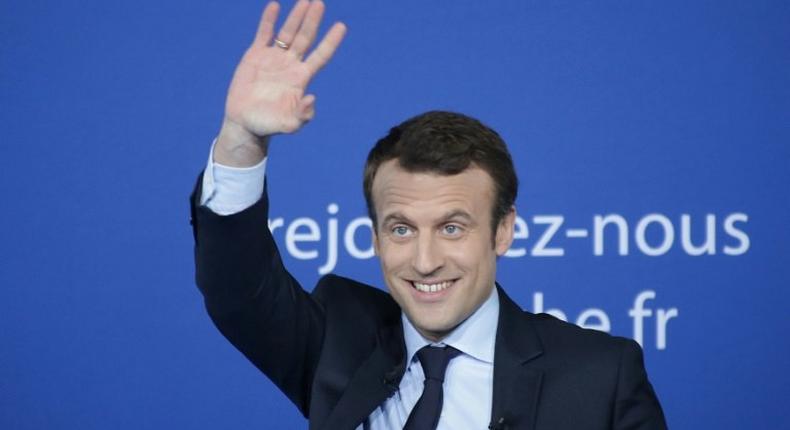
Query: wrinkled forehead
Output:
[[371, 160, 496, 223]]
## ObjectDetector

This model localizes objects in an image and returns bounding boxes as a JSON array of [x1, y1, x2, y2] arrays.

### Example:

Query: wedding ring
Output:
[[273, 38, 289, 50]]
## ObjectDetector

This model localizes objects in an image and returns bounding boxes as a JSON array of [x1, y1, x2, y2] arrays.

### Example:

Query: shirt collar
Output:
[[402, 287, 499, 365]]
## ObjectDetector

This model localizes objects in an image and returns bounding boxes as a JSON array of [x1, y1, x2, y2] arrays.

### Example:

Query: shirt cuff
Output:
[[200, 139, 267, 215]]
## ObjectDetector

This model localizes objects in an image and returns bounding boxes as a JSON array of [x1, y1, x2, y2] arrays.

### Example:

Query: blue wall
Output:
[[2, 0, 788, 428]]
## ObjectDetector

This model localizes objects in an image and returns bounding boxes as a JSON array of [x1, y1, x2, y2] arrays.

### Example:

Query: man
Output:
[[190, 1, 667, 429]]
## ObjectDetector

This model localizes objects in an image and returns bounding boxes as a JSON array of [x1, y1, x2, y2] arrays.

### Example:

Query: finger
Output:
[[305, 22, 347, 73], [298, 94, 316, 121], [276, 0, 310, 46], [253, 2, 280, 46], [289, 0, 325, 57]]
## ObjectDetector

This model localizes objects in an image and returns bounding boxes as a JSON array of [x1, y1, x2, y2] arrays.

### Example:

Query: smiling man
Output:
[[364, 113, 518, 346], [372, 160, 508, 342], [190, 1, 666, 429]]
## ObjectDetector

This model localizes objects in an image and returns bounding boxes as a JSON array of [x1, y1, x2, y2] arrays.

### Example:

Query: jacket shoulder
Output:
[[311, 274, 400, 322], [525, 313, 666, 427], [528, 312, 637, 365]]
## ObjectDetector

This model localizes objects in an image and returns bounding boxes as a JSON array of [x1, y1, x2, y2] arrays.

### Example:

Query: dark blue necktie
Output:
[[403, 345, 461, 430]]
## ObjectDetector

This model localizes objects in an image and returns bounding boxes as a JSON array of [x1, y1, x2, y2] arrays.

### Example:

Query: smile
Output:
[[411, 280, 454, 293]]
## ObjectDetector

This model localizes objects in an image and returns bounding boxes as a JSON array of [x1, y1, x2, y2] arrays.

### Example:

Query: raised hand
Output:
[[215, 0, 346, 167]]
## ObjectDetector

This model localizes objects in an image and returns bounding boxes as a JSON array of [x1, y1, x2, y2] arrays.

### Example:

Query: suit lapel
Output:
[[491, 287, 545, 430], [319, 316, 406, 430], [318, 287, 544, 429]]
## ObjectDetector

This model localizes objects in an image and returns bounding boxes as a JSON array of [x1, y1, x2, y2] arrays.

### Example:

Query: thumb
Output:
[[298, 94, 316, 122]]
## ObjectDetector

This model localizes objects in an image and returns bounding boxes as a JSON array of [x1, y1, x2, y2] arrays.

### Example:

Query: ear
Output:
[[494, 207, 516, 256]]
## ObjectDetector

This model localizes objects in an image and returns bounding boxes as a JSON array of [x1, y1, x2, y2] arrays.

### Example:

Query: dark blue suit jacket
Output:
[[191, 178, 667, 430]]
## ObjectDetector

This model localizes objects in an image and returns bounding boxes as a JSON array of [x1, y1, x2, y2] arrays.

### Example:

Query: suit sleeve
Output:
[[190, 173, 324, 417], [612, 339, 668, 429]]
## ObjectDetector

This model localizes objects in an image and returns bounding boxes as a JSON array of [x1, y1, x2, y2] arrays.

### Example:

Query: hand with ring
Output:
[[214, 1, 346, 167]]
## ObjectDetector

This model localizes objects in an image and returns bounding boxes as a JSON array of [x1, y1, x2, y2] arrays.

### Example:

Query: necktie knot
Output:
[[417, 345, 460, 383]]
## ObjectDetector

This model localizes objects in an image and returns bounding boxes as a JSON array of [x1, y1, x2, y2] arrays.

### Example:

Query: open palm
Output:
[[223, 0, 346, 138]]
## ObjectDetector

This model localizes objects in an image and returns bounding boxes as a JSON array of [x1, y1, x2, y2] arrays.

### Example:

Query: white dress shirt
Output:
[[363, 288, 498, 430], [200, 144, 499, 429], [200, 140, 266, 214]]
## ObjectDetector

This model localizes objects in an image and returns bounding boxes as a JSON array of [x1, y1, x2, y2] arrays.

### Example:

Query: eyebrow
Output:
[[440, 210, 474, 224], [379, 210, 474, 227], [380, 212, 413, 227]]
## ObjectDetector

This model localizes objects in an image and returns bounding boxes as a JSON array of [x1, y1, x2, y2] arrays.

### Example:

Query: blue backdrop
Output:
[[2, 0, 788, 428]]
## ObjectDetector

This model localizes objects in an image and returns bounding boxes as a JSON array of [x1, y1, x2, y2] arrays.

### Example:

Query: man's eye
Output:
[[443, 224, 461, 235], [392, 226, 411, 237]]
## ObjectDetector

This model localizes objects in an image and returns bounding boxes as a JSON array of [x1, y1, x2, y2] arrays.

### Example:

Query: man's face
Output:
[[371, 160, 515, 341]]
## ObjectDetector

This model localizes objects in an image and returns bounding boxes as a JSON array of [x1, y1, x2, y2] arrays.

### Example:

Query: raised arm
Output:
[[214, 0, 346, 167], [192, 1, 346, 415]]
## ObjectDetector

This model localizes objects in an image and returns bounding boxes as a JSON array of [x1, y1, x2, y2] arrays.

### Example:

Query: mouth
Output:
[[410, 280, 456, 293]]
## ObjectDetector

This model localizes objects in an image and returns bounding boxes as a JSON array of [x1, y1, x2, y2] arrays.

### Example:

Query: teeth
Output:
[[413, 281, 452, 293]]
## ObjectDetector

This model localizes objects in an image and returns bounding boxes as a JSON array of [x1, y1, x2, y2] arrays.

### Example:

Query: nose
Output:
[[412, 234, 444, 277]]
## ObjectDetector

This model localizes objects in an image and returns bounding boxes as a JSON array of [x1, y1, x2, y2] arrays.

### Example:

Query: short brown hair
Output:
[[363, 111, 518, 235]]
